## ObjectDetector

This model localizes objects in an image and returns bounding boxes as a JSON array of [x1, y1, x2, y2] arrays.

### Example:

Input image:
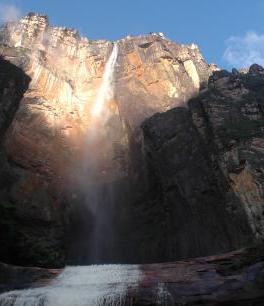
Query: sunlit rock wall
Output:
[[0, 13, 216, 184], [2, 13, 260, 266]]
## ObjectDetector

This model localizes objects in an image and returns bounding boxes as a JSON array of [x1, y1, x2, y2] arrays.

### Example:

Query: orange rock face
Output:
[[1, 13, 215, 187], [8, 14, 262, 267]]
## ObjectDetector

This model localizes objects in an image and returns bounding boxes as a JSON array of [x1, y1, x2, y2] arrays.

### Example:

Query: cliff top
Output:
[[4, 12, 201, 50]]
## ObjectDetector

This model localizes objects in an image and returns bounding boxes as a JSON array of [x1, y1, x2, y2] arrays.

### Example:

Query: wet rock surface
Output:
[[0, 245, 263, 305], [0, 262, 59, 293], [134, 245, 264, 305]]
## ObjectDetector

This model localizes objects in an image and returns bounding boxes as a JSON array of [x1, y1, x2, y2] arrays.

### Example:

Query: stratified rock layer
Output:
[[0, 13, 263, 266], [137, 68, 264, 261], [0, 13, 215, 183]]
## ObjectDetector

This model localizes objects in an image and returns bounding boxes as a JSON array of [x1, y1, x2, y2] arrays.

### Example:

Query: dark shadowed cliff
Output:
[[0, 13, 263, 269]]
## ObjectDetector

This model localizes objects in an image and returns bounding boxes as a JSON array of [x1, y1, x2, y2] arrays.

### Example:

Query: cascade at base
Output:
[[0, 265, 142, 306]]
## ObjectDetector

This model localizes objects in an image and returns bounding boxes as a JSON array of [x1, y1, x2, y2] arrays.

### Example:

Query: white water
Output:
[[92, 44, 118, 116], [0, 44, 136, 306], [0, 265, 142, 306]]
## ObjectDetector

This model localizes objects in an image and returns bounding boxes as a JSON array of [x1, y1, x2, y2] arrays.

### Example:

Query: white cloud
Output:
[[223, 31, 264, 68], [0, 4, 21, 23]]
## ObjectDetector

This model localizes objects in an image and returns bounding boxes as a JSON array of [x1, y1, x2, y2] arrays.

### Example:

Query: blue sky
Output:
[[1, 0, 264, 69]]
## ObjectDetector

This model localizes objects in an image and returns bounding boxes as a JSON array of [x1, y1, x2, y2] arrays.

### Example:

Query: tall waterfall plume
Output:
[[92, 43, 118, 116], [73, 42, 121, 264]]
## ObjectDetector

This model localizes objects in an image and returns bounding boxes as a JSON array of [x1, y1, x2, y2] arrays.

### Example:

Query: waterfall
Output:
[[92, 43, 118, 116], [0, 43, 141, 306], [77, 43, 120, 264], [0, 265, 142, 306]]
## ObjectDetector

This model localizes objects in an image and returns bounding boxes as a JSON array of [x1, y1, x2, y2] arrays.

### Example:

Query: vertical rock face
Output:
[[115, 36, 214, 128], [0, 13, 263, 266], [0, 13, 215, 184], [139, 68, 264, 261], [0, 58, 30, 137], [141, 107, 251, 260], [192, 69, 264, 240], [0, 58, 31, 264]]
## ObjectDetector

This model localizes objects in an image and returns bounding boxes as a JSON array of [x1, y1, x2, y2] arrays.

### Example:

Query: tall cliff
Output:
[[0, 13, 263, 267], [0, 13, 215, 182], [0, 58, 30, 264]]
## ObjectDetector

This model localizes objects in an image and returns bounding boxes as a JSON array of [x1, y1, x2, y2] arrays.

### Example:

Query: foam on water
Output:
[[0, 265, 142, 306]]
